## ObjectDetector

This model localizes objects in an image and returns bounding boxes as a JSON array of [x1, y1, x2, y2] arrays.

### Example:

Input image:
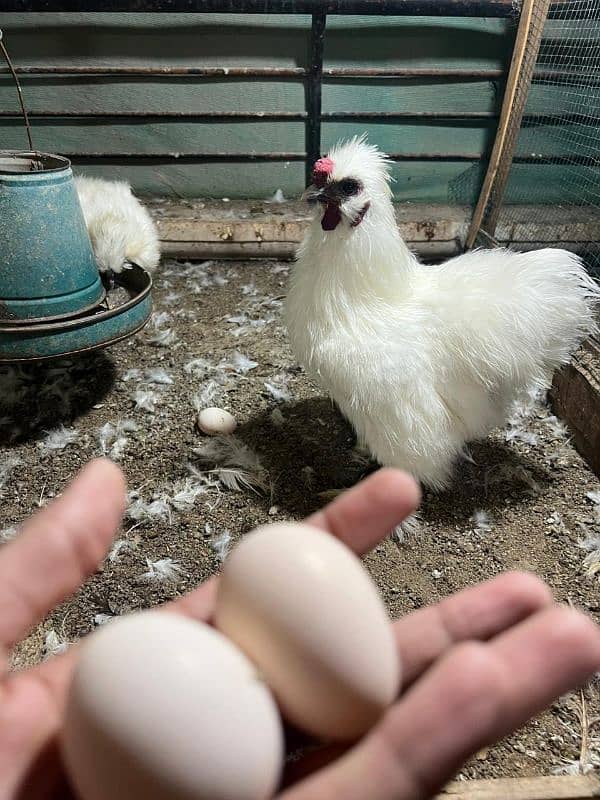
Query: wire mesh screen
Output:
[[481, 0, 600, 276]]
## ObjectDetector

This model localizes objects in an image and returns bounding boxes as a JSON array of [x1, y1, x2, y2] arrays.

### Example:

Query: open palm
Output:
[[1, 459, 599, 800]]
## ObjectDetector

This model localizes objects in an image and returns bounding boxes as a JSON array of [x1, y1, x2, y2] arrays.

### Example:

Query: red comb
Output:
[[312, 156, 334, 187]]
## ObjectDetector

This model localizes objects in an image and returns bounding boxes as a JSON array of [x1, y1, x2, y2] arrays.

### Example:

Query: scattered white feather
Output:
[[144, 368, 173, 385], [147, 327, 178, 347], [151, 311, 171, 327], [94, 613, 114, 626], [134, 389, 161, 413], [264, 372, 291, 402], [227, 312, 272, 338], [147, 311, 178, 348], [0, 525, 18, 542], [184, 357, 213, 377], [266, 188, 286, 203], [0, 454, 21, 492], [39, 425, 79, 452], [543, 415, 569, 439], [242, 283, 259, 296], [127, 494, 172, 525], [193, 435, 268, 494], [192, 381, 223, 410], [108, 538, 134, 562], [505, 428, 539, 446], [546, 511, 567, 534], [44, 630, 68, 659], [578, 532, 600, 577], [227, 351, 258, 374], [547, 444, 575, 468], [213, 468, 265, 493], [122, 368, 142, 382], [586, 490, 600, 505], [139, 557, 184, 582], [98, 419, 139, 460], [392, 513, 421, 543], [553, 755, 600, 776], [170, 477, 207, 512], [470, 510, 494, 534], [212, 530, 232, 562]]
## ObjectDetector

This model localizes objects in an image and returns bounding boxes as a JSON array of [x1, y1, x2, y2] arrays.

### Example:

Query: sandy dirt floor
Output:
[[1, 258, 599, 781]]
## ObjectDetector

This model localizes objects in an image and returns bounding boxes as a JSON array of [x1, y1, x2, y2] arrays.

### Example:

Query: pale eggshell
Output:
[[61, 612, 283, 800], [197, 407, 237, 435], [215, 522, 400, 741]]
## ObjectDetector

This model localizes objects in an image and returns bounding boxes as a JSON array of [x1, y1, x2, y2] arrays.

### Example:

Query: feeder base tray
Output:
[[0, 264, 152, 362]]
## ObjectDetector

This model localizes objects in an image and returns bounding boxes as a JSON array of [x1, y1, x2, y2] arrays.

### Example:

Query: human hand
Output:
[[1, 459, 599, 800]]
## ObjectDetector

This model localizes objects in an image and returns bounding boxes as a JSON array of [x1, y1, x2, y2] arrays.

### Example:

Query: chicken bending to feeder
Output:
[[0, 29, 159, 363], [286, 136, 600, 498]]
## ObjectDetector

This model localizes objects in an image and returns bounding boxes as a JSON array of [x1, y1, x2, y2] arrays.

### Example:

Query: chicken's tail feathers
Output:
[[527, 246, 600, 321], [517, 247, 600, 373]]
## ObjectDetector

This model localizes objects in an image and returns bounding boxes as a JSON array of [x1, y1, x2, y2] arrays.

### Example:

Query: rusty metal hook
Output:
[[0, 28, 34, 151]]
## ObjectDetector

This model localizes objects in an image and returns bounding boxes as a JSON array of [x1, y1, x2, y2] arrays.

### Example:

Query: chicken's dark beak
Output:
[[301, 184, 324, 203]]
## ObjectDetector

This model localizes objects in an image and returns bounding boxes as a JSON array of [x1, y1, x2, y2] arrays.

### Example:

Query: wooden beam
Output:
[[466, 0, 551, 249], [438, 775, 600, 799], [148, 199, 600, 261]]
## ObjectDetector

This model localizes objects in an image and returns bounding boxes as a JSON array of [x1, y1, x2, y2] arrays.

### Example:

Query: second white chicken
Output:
[[74, 175, 160, 274]]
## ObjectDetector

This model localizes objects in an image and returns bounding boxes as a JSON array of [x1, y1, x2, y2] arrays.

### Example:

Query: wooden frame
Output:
[[438, 775, 600, 799], [551, 336, 600, 479], [466, 0, 551, 249]]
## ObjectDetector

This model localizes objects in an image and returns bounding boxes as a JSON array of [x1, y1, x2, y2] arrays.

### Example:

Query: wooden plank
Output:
[[551, 336, 600, 478], [438, 775, 600, 799], [151, 200, 469, 259], [465, 0, 551, 248], [149, 199, 600, 260]]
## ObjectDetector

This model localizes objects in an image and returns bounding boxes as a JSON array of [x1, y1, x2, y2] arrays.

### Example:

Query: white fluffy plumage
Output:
[[286, 135, 600, 489], [74, 175, 160, 273]]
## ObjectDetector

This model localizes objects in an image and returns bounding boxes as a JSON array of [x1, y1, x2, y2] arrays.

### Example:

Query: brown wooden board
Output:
[[437, 775, 600, 799], [148, 199, 600, 261], [551, 337, 600, 479]]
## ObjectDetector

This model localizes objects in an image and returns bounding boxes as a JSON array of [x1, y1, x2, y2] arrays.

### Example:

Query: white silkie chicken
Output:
[[285, 136, 600, 491], [74, 175, 160, 274]]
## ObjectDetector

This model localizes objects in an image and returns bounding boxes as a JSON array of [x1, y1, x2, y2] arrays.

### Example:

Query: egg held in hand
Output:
[[61, 612, 284, 800], [215, 522, 400, 741]]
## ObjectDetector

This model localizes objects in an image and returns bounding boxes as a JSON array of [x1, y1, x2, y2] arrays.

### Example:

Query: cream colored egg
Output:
[[197, 407, 237, 435], [215, 522, 400, 741], [61, 612, 283, 800]]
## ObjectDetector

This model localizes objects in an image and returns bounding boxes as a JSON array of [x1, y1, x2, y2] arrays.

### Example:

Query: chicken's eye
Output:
[[338, 178, 362, 196]]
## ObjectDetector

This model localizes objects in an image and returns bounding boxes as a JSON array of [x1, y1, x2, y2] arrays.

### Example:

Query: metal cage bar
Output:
[[0, 0, 553, 178], [1, 0, 519, 15]]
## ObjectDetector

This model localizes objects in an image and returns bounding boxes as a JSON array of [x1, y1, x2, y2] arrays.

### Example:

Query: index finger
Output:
[[0, 459, 126, 653], [307, 468, 420, 555], [167, 470, 419, 626]]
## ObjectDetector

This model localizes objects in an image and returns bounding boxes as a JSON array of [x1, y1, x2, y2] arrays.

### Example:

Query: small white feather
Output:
[[39, 425, 79, 452], [139, 557, 184, 582], [212, 530, 232, 562]]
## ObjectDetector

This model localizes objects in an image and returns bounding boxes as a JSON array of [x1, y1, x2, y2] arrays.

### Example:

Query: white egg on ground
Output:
[[215, 522, 400, 741], [197, 407, 237, 435], [61, 612, 283, 800]]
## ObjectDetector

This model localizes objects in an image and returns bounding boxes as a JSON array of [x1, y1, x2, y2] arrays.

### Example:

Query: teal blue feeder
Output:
[[0, 151, 152, 362]]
